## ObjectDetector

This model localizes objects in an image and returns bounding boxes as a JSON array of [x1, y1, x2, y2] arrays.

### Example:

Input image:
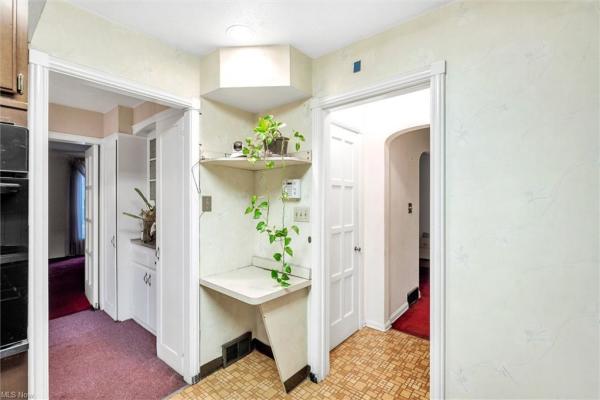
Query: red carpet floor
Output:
[[50, 310, 185, 399], [392, 265, 430, 340], [49, 256, 91, 319]]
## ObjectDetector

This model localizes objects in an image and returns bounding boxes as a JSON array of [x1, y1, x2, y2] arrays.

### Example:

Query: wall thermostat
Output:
[[283, 179, 301, 200]]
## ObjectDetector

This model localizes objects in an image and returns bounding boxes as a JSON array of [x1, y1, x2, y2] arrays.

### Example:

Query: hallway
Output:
[[49, 311, 185, 399]]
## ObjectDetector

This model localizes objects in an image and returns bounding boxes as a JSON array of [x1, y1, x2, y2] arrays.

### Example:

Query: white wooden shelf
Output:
[[200, 156, 311, 171], [200, 265, 311, 305], [199, 150, 311, 171]]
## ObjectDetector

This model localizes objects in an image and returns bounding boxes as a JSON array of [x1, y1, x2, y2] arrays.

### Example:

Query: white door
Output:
[[102, 137, 118, 320], [84, 145, 99, 308], [156, 113, 186, 374], [328, 123, 360, 350]]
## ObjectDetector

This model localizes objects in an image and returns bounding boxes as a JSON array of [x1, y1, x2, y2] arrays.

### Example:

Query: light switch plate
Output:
[[294, 206, 310, 222]]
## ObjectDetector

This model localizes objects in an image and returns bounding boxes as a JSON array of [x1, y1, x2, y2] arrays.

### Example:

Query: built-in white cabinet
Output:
[[106, 109, 197, 380], [130, 242, 157, 334]]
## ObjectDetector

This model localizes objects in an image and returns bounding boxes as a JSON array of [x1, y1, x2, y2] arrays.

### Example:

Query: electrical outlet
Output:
[[294, 206, 310, 222], [202, 195, 212, 212]]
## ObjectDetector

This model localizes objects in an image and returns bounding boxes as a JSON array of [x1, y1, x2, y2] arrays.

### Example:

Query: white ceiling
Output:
[[66, 0, 450, 58], [49, 72, 145, 113]]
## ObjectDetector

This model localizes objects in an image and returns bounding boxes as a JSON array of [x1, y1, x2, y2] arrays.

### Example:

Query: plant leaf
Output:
[[284, 237, 291, 246], [123, 211, 143, 220], [134, 188, 153, 209], [284, 246, 293, 257], [280, 281, 290, 287], [273, 253, 282, 262], [258, 201, 269, 209], [265, 160, 275, 169], [284, 264, 292, 273], [253, 209, 262, 219], [281, 273, 289, 281], [271, 269, 278, 279], [256, 221, 266, 231], [291, 225, 300, 235], [269, 234, 276, 244], [251, 195, 257, 205], [244, 206, 253, 215], [295, 142, 300, 152]]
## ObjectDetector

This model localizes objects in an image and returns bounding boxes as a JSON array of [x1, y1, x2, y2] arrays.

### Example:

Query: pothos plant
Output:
[[243, 115, 305, 287]]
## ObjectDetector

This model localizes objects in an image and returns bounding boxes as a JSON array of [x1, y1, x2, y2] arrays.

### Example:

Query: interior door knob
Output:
[[354, 246, 362, 252]]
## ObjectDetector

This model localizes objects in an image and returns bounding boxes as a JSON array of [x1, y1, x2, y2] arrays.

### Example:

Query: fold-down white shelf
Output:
[[200, 265, 311, 305]]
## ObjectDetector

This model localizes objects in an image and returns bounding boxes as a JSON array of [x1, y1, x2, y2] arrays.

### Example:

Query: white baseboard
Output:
[[363, 302, 410, 332], [364, 319, 389, 332], [387, 302, 409, 329]]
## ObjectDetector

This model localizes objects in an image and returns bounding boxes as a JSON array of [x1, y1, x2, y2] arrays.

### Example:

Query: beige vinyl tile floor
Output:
[[170, 328, 429, 399]]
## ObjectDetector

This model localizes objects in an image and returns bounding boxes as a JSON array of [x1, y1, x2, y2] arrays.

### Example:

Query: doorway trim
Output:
[[28, 49, 201, 398], [310, 61, 446, 398]]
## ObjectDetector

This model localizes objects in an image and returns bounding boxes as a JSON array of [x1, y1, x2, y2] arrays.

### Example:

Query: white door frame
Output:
[[84, 144, 100, 309], [28, 49, 201, 398], [309, 61, 446, 398]]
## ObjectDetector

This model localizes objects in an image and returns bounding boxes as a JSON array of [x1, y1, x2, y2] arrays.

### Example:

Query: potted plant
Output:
[[243, 114, 304, 160], [243, 115, 305, 287], [123, 188, 156, 244]]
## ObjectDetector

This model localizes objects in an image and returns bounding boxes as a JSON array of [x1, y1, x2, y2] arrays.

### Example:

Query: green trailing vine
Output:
[[243, 115, 305, 287]]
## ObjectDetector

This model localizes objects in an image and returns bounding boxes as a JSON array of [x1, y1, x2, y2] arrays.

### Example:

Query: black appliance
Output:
[[0, 122, 29, 396]]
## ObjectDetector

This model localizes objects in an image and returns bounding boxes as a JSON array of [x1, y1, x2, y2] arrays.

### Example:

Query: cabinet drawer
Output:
[[130, 244, 156, 270]]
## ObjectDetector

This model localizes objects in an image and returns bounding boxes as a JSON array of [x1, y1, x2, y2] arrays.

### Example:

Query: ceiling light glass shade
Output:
[[226, 25, 255, 42]]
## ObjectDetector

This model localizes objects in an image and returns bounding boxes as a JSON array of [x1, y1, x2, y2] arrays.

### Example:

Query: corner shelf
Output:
[[200, 151, 311, 171]]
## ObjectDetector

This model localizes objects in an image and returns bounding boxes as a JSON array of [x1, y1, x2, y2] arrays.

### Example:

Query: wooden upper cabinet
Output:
[[0, 0, 28, 110]]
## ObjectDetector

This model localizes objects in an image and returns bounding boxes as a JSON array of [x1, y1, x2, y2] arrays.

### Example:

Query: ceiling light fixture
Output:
[[226, 24, 255, 42]]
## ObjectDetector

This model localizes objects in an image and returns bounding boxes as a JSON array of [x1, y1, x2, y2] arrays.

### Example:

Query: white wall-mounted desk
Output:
[[200, 265, 311, 392], [200, 265, 311, 305]]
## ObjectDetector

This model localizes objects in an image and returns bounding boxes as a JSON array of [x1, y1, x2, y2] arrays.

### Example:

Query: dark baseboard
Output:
[[252, 338, 274, 360], [198, 338, 310, 394], [284, 365, 311, 393], [199, 356, 223, 379]]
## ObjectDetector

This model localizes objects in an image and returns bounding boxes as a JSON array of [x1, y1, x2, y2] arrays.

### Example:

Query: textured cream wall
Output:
[[198, 99, 258, 364], [315, 1, 599, 398], [30, 0, 201, 99]]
